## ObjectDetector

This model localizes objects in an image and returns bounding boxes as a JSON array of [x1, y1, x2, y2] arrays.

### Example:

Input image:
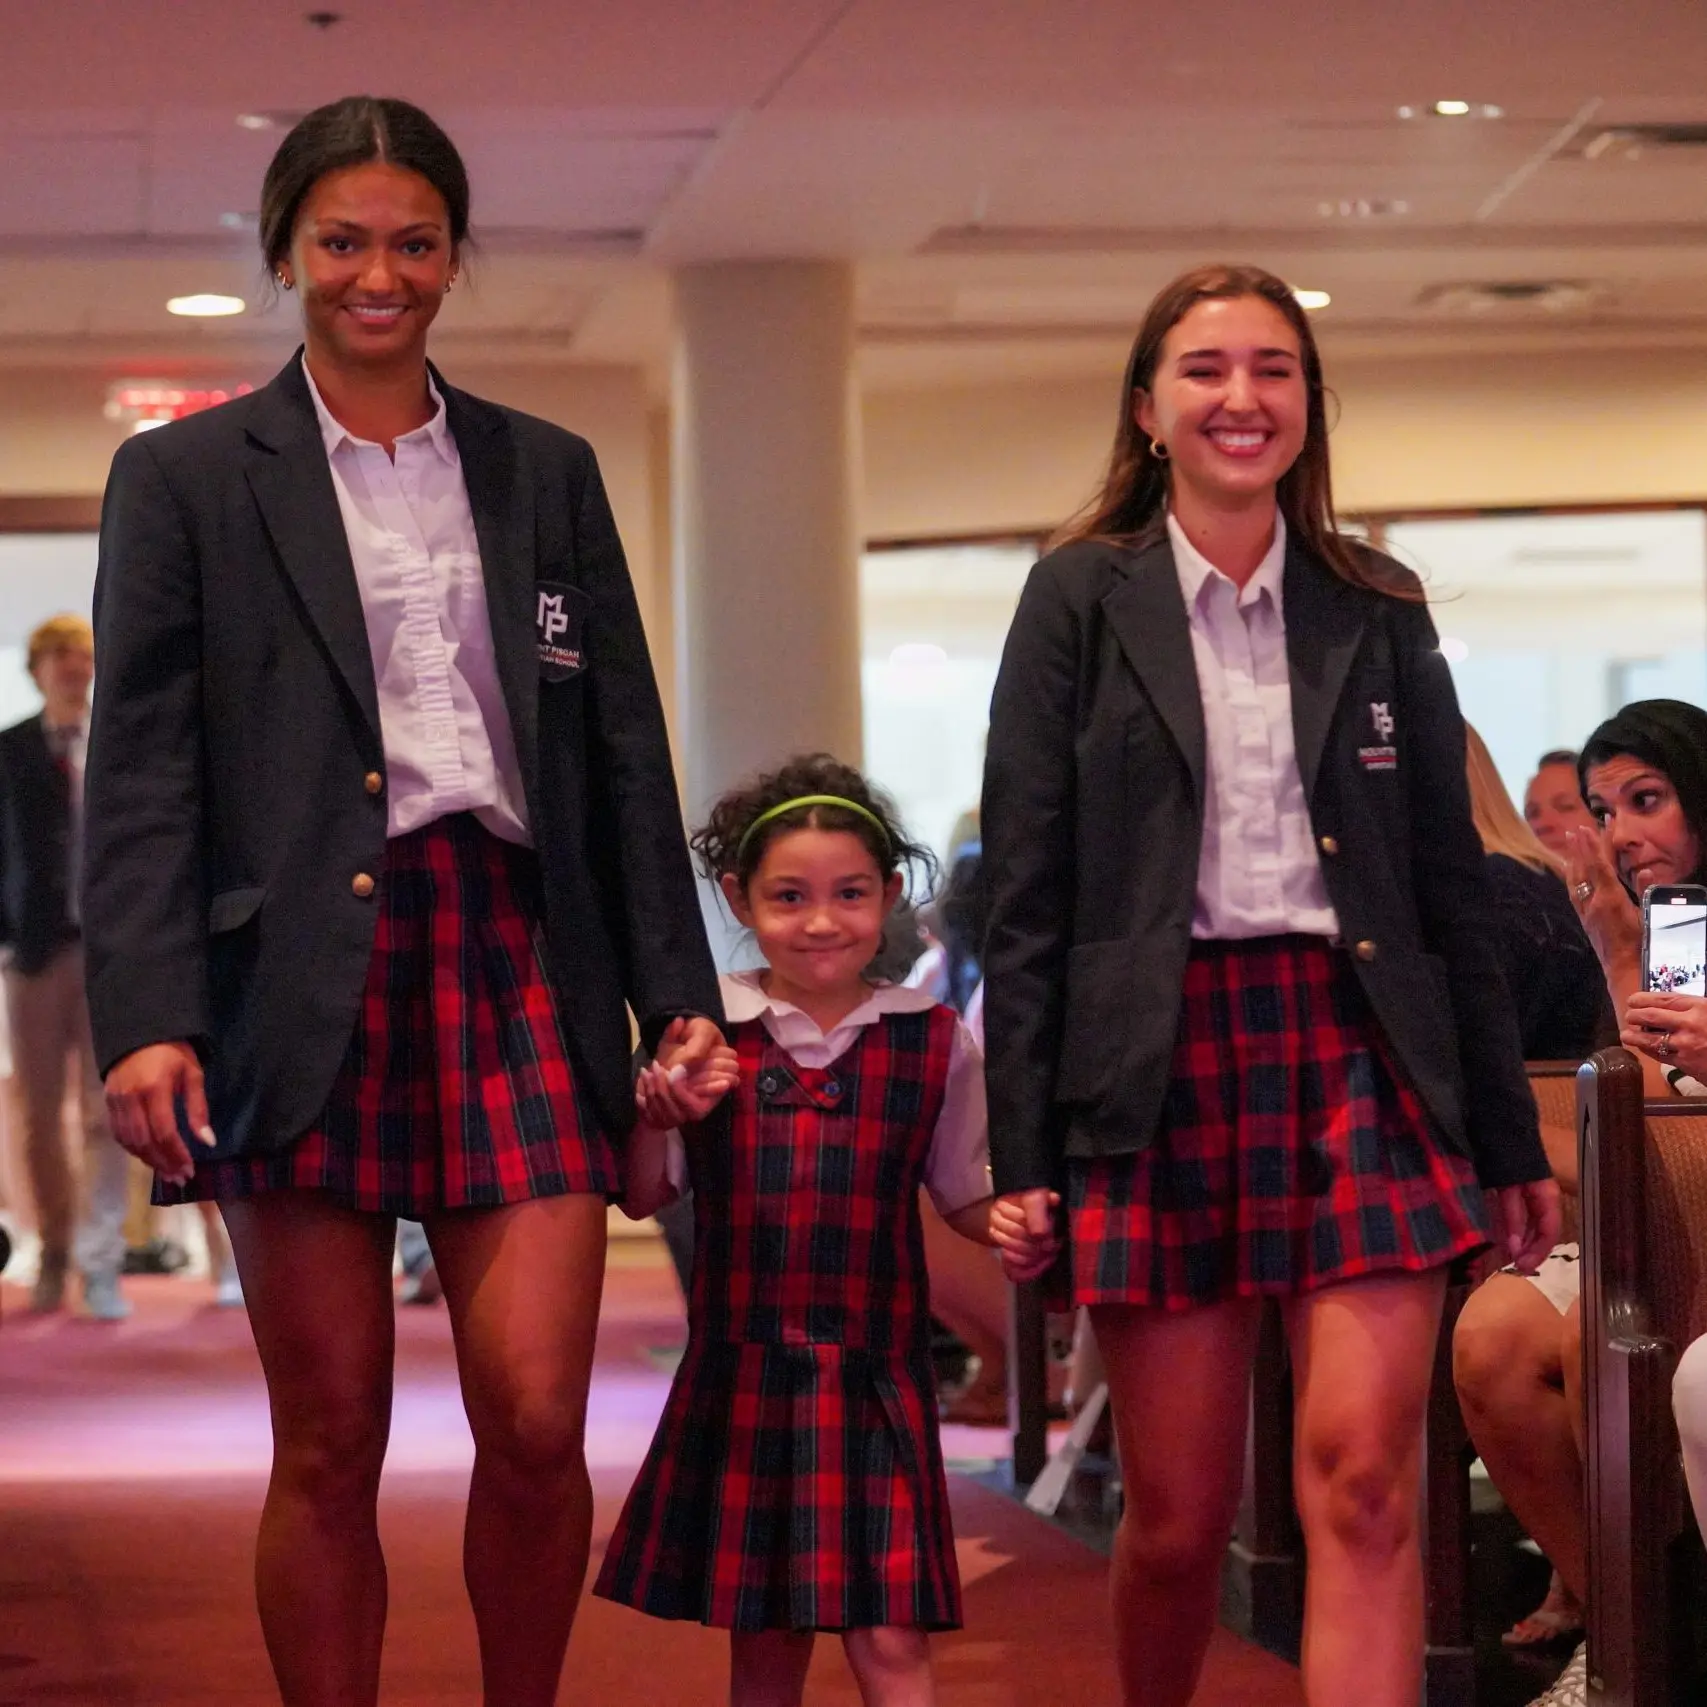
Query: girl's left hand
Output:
[[1622, 990, 1707, 1081], [990, 1189, 1062, 1284]]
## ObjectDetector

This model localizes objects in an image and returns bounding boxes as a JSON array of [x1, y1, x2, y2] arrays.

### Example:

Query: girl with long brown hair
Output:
[[981, 263, 1558, 1707]]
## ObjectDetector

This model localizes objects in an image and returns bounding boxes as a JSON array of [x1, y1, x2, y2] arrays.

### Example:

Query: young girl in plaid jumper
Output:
[[596, 754, 1054, 1707]]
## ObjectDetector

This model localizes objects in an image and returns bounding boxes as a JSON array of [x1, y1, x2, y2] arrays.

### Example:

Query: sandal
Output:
[[1502, 1571, 1583, 1648]]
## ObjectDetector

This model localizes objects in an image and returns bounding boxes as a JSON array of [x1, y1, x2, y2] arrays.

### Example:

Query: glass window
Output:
[[1384, 510, 1707, 801], [0, 534, 97, 727], [859, 540, 1038, 860]]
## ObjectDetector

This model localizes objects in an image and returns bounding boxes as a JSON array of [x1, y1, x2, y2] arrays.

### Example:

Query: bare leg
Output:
[[1288, 1270, 1444, 1707], [843, 1626, 934, 1707], [1452, 1275, 1585, 1601], [426, 1193, 607, 1707], [221, 1193, 398, 1707], [1092, 1298, 1263, 1707], [730, 1632, 815, 1707]]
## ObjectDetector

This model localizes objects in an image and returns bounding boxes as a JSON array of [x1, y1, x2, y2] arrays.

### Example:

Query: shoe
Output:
[[30, 1257, 67, 1313], [80, 1272, 132, 1322], [398, 1263, 443, 1306], [214, 1266, 245, 1309], [1529, 1640, 1588, 1707], [122, 1238, 189, 1276]]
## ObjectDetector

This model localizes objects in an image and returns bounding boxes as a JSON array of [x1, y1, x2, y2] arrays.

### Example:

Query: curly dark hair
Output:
[[691, 752, 936, 899]]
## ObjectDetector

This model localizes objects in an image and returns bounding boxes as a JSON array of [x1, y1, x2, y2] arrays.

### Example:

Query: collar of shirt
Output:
[[1167, 509, 1288, 619], [720, 968, 938, 1043], [299, 352, 457, 466]]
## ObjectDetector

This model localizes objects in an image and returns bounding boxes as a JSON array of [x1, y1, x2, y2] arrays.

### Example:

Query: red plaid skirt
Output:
[[1065, 935, 1488, 1310], [594, 1342, 960, 1633], [158, 814, 618, 1215]]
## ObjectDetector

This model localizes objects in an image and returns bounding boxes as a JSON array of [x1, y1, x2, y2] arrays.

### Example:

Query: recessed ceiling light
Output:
[[1293, 288, 1332, 312], [235, 113, 274, 131], [167, 293, 247, 318], [217, 211, 258, 231], [1439, 637, 1471, 663], [1398, 100, 1503, 121], [1319, 197, 1410, 220]]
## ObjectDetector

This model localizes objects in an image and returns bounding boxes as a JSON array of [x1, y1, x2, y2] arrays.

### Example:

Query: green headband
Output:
[[735, 794, 893, 865]]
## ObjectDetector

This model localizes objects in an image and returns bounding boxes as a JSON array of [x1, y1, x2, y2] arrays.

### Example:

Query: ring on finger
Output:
[[1660, 1032, 1674, 1058], [1574, 881, 1594, 901]]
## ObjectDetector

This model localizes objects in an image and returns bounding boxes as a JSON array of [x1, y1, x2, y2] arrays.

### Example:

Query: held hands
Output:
[[1488, 1176, 1562, 1276], [636, 1017, 739, 1130], [105, 1041, 216, 1187], [1622, 990, 1707, 1082], [1563, 825, 1641, 974], [990, 1187, 1062, 1284]]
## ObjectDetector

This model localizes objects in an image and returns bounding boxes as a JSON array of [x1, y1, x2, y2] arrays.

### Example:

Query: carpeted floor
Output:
[[0, 1243, 1303, 1705]]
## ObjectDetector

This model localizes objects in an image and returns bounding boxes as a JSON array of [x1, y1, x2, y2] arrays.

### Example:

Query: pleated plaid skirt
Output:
[[595, 1341, 960, 1633], [157, 813, 618, 1215], [1065, 935, 1489, 1310]]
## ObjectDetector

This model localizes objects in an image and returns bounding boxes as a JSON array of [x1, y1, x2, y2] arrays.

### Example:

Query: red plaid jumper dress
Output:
[[595, 1005, 964, 1633]]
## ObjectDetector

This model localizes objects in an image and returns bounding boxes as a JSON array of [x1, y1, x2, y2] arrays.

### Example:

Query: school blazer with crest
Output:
[[84, 353, 721, 1159], [981, 530, 1548, 1197]]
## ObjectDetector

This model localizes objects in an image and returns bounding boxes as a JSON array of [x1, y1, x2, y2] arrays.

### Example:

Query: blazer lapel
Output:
[[441, 375, 539, 793], [1101, 537, 1206, 802], [1284, 542, 1369, 802], [242, 358, 381, 742]]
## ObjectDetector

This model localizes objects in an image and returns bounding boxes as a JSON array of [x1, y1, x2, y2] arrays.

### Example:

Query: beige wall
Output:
[[860, 345, 1707, 541]]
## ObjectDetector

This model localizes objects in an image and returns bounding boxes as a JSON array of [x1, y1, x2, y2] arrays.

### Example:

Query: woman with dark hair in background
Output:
[[83, 96, 724, 1707], [981, 262, 1557, 1707]]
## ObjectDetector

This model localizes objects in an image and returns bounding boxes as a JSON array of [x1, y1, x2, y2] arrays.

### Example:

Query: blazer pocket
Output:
[[1052, 939, 1134, 1104], [208, 886, 266, 934]]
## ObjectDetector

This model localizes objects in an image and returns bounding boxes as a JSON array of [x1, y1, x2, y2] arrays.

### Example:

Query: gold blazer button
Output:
[[1354, 939, 1377, 962], [352, 873, 376, 899], [364, 772, 384, 796], [1319, 835, 1340, 856]]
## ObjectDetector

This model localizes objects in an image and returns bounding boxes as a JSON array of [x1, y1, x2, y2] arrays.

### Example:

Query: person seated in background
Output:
[[1452, 724, 1612, 1666], [1525, 748, 1599, 859], [1459, 699, 1707, 1707]]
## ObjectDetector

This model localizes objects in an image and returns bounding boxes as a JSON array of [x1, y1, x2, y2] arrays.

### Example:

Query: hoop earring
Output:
[[1149, 438, 1169, 461], [445, 275, 457, 294], [276, 274, 293, 291]]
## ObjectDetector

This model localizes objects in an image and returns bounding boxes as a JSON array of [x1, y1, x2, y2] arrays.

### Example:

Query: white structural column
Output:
[[672, 262, 863, 817]]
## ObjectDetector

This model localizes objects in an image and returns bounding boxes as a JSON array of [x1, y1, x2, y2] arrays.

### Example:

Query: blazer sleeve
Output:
[[981, 555, 1081, 1195], [1396, 600, 1548, 1188], [570, 443, 722, 1046], [83, 434, 209, 1074]]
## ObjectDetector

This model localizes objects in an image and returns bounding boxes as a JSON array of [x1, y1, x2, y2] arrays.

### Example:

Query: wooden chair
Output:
[[1421, 1060, 1584, 1706], [1578, 1048, 1707, 1707]]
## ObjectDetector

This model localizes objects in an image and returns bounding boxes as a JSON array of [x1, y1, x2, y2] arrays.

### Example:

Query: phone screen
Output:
[[1644, 893, 1707, 995]]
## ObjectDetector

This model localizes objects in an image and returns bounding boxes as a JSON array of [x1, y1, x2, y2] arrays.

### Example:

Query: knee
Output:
[[1119, 1495, 1233, 1588], [1673, 1335, 1707, 1450], [273, 1399, 388, 1508], [846, 1625, 928, 1678], [1299, 1438, 1416, 1564], [471, 1384, 589, 1481], [1452, 1298, 1547, 1418]]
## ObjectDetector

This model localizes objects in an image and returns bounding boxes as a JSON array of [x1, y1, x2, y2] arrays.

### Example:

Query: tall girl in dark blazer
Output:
[[83, 98, 727, 1707], [981, 264, 1559, 1707]]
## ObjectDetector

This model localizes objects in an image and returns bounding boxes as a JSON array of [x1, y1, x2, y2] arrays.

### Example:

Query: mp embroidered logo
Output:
[[538, 590, 569, 644], [1370, 702, 1395, 741]]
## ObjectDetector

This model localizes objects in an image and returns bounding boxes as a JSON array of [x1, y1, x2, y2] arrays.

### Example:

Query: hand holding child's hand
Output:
[[990, 1188, 1061, 1284], [637, 1021, 740, 1130]]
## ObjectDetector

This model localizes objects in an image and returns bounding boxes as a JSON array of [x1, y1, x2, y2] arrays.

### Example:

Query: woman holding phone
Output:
[[83, 96, 725, 1707], [980, 262, 1558, 1707]]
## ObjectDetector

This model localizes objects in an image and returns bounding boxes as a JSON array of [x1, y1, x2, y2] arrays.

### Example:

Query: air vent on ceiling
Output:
[[1417, 279, 1609, 315], [1572, 123, 1707, 161]]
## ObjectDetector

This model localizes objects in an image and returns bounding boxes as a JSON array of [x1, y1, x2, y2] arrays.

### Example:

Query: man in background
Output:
[[1524, 746, 1598, 858], [0, 614, 129, 1318]]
